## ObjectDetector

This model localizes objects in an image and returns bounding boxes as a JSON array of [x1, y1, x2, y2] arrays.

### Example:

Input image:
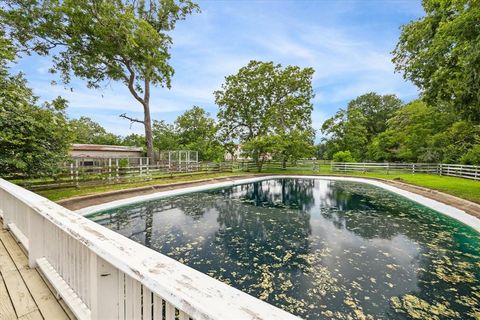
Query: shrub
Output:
[[332, 151, 356, 163], [460, 145, 480, 165]]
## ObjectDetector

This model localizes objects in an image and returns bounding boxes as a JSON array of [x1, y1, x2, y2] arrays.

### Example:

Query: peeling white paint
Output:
[[0, 178, 302, 320]]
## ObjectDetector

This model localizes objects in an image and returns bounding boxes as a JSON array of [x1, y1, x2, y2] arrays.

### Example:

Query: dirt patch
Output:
[[57, 174, 480, 221]]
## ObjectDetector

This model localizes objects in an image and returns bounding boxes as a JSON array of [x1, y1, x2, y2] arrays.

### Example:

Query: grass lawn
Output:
[[35, 166, 480, 204]]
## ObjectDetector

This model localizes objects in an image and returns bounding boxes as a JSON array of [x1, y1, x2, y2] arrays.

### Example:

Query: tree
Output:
[[70, 116, 122, 145], [278, 129, 315, 167], [321, 93, 402, 160], [215, 60, 315, 171], [122, 133, 145, 147], [175, 106, 223, 161], [0, 33, 73, 177], [346, 93, 402, 140], [242, 135, 284, 172], [152, 120, 179, 151], [2, 0, 200, 160], [332, 151, 355, 163], [367, 100, 452, 162], [461, 145, 480, 165], [393, 0, 480, 121]]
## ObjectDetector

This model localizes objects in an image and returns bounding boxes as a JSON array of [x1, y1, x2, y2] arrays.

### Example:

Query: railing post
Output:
[[2, 192, 12, 229], [28, 207, 45, 268], [89, 253, 120, 319]]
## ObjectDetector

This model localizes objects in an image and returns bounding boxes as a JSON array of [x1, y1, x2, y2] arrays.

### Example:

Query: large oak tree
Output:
[[215, 60, 315, 171], [1, 0, 199, 159]]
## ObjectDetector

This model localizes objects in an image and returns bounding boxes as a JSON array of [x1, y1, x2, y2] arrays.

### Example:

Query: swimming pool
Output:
[[87, 177, 480, 319]]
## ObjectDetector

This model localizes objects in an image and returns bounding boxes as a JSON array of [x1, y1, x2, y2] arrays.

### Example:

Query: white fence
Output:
[[0, 178, 300, 320], [331, 162, 480, 181]]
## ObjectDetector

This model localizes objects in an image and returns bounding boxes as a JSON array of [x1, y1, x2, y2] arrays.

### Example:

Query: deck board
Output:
[[0, 273, 17, 320], [0, 226, 73, 319]]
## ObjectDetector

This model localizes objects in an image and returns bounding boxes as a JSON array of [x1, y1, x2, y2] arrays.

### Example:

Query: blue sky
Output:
[[12, 0, 424, 139]]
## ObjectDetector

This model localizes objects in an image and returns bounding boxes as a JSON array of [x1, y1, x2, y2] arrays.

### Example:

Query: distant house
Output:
[[70, 144, 144, 159], [224, 144, 272, 161], [224, 144, 249, 161]]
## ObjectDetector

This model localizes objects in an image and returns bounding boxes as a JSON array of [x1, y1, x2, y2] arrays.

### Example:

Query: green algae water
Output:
[[89, 178, 480, 319]]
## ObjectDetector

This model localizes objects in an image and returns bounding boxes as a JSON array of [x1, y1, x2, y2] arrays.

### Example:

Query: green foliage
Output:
[[2, 0, 200, 158], [460, 145, 480, 165], [277, 129, 316, 166], [122, 133, 145, 147], [215, 60, 315, 170], [70, 116, 122, 145], [152, 120, 179, 151], [393, 0, 480, 121], [322, 93, 402, 160], [175, 106, 223, 161], [332, 151, 355, 163], [0, 34, 73, 176], [242, 135, 284, 171], [152, 107, 224, 161]]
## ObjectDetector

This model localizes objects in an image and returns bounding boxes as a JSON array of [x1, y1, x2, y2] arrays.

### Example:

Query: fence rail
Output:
[[0, 178, 300, 320], [7, 160, 323, 191], [331, 162, 480, 181]]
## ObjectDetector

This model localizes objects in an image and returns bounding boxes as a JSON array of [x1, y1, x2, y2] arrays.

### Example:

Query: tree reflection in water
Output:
[[90, 179, 480, 320]]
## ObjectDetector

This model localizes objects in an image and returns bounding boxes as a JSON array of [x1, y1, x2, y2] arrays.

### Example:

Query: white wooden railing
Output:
[[331, 162, 480, 181], [0, 178, 300, 320]]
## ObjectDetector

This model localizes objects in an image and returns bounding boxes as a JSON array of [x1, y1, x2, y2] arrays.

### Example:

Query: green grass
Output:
[[34, 166, 480, 204]]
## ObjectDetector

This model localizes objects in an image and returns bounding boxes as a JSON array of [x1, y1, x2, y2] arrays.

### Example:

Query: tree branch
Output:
[[120, 113, 145, 128]]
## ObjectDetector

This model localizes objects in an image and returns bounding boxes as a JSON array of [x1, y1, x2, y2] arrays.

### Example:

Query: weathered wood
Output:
[[1, 227, 73, 320], [0, 273, 17, 320], [0, 178, 305, 320], [2, 270, 38, 317], [0, 239, 17, 274], [18, 310, 43, 320], [20, 268, 70, 319], [0, 229, 29, 270]]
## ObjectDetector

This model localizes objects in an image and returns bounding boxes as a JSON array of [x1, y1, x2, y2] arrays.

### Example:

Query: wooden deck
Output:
[[0, 226, 74, 320]]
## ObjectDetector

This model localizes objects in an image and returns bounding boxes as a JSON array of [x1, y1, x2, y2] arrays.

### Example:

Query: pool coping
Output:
[[75, 175, 480, 233]]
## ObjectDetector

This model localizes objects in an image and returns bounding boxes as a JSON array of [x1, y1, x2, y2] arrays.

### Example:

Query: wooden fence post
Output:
[[75, 160, 79, 187], [108, 158, 112, 182], [116, 159, 119, 182]]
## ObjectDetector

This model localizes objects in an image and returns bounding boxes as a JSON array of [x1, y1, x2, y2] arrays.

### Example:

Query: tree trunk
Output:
[[144, 105, 154, 160], [143, 78, 154, 161]]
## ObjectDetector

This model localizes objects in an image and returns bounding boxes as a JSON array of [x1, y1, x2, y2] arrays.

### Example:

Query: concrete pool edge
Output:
[[75, 175, 480, 233]]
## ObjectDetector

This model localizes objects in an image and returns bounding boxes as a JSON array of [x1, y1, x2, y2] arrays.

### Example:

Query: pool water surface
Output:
[[89, 178, 480, 319]]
